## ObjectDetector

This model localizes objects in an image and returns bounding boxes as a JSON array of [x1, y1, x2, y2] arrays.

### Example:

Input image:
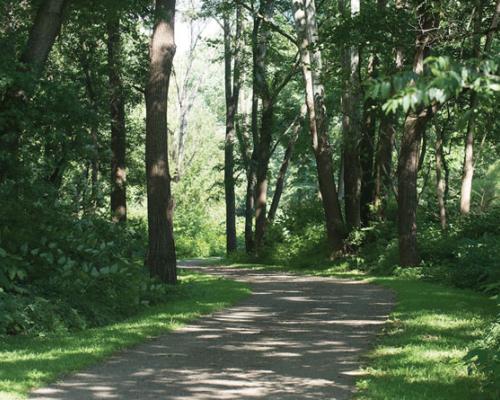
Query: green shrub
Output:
[[0, 183, 173, 336], [465, 306, 500, 398]]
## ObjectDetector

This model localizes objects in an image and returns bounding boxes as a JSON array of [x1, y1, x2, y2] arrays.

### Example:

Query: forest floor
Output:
[[27, 262, 394, 400]]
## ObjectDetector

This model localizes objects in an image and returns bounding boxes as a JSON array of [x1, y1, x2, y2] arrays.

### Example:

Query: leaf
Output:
[[402, 95, 411, 113]]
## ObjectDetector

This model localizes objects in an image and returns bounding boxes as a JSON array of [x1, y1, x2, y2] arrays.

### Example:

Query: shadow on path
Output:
[[30, 262, 394, 400]]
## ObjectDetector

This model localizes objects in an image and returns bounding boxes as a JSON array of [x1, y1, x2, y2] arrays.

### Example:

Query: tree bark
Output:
[[0, 0, 69, 180], [244, 15, 262, 254], [435, 125, 447, 230], [340, 0, 362, 230], [21, 0, 68, 69], [254, 98, 273, 250], [374, 115, 395, 215], [373, 0, 403, 216], [292, 0, 346, 255], [460, 0, 499, 213], [80, 46, 101, 213], [145, 0, 177, 284], [359, 54, 378, 226], [268, 106, 306, 222], [107, 14, 127, 223], [397, 3, 438, 266], [249, 0, 276, 253], [223, 5, 242, 254]]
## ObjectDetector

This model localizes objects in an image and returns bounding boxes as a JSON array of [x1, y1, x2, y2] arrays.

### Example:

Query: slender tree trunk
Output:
[[460, 0, 499, 213], [0, 0, 69, 180], [248, 1, 275, 253], [223, 6, 242, 254], [175, 102, 188, 180], [435, 125, 447, 230], [244, 16, 262, 254], [398, 3, 438, 266], [293, 0, 346, 255], [254, 98, 273, 249], [359, 55, 378, 226], [252, 1, 273, 252], [340, 0, 362, 230], [373, 0, 403, 216], [145, 0, 177, 284], [374, 115, 395, 215], [244, 164, 257, 253], [338, 154, 345, 201], [244, 97, 258, 254], [268, 106, 305, 222], [107, 14, 127, 223], [80, 49, 101, 212]]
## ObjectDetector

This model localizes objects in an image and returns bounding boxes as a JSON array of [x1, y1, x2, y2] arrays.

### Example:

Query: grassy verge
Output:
[[0, 272, 251, 399], [223, 261, 497, 400]]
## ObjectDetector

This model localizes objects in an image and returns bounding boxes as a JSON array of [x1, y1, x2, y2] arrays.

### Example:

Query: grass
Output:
[[222, 260, 498, 400], [0, 271, 251, 400]]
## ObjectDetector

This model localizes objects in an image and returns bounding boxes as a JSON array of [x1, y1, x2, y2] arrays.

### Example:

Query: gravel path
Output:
[[30, 263, 394, 400]]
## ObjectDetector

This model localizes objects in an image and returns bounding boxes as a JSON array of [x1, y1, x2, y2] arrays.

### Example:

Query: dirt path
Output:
[[30, 263, 394, 400]]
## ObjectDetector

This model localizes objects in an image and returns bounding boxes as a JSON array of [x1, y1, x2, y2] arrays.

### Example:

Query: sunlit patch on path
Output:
[[30, 263, 394, 400]]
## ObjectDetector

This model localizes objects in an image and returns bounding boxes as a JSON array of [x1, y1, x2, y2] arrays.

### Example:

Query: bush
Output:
[[0, 183, 172, 336], [465, 306, 500, 398]]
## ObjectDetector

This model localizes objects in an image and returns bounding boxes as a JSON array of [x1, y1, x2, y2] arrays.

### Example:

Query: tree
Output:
[[340, 0, 362, 230], [292, 0, 346, 255], [145, 0, 177, 284], [0, 0, 70, 180], [107, 11, 127, 222], [460, 0, 500, 214], [267, 104, 306, 222], [172, 7, 205, 181], [223, 4, 243, 254], [435, 120, 448, 230], [397, 2, 439, 266]]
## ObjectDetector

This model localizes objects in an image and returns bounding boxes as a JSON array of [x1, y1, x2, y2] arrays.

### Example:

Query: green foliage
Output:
[[0, 183, 172, 336], [369, 56, 500, 114], [465, 306, 500, 397]]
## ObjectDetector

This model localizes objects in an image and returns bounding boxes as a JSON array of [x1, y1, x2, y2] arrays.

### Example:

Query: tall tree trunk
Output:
[[254, 98, 273, 249], [460, 0, 499, 213], [292, 0, 346, 255], [374, 116, 395, 214], [340, 0, 362, 230], [373, 0, 403, 216], [268, 106, 305, 222], [244, 16, 262, 254], [80, 47, 101, 212], [397, 3, 438, 266], [0, 0, 69, 180], [223, 6, 242, 254], [244, 97, 258, 254], [145, 0, 177, 284], [107, 14, 127, 223], [359, 55, 378, 226], [435, 125, 447, 230], [252, 1, 274, 252]]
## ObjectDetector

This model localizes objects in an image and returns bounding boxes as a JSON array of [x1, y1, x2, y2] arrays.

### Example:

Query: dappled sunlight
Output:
[[27, 265, 394, 399], [0, 275, 250, 398], [354, 279, 496, 399]]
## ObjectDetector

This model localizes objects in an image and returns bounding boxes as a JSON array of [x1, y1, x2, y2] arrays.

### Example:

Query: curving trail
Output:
[[30, 262, 394, 400]]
